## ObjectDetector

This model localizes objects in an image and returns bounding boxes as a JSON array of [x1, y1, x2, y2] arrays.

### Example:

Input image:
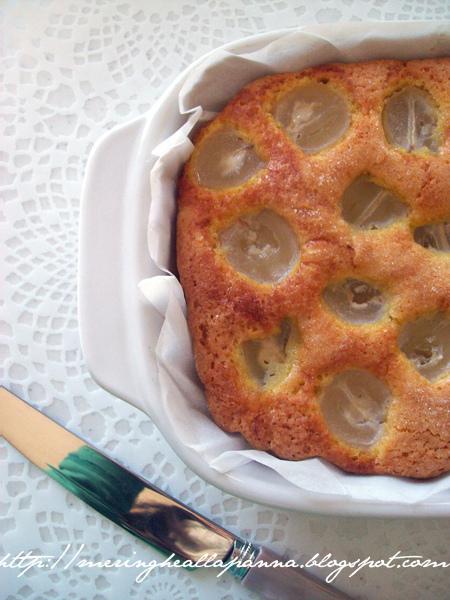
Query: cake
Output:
[[176, 58, 450, 478]]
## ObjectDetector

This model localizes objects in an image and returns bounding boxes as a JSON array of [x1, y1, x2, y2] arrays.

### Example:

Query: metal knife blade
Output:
[[0, 387, 352, 600]]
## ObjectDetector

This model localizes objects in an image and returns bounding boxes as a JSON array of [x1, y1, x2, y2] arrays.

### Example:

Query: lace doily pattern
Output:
[[1, 1, 450, 599]]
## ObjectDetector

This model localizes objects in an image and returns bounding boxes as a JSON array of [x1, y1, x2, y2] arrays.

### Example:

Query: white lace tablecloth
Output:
[[1, 2, 450, 599]]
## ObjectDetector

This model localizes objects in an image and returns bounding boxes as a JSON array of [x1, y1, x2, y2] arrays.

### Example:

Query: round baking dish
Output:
[[80, 22, 450, 516]]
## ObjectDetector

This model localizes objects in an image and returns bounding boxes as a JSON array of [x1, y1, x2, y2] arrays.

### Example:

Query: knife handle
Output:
[[240, 546, 353, 600], [0, 388, 235, 564]]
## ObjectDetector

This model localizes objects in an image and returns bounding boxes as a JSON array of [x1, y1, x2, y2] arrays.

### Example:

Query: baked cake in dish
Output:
[[176, 58, 450, 478]]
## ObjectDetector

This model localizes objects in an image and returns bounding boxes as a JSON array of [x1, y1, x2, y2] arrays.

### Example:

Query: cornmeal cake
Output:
[[176, 59, 450, 478]]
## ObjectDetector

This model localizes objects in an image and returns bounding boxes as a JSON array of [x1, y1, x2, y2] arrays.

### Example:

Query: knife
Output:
[[0, 387, 351, 599]]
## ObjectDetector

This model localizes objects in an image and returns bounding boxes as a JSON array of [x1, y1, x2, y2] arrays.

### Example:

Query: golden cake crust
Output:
[[176, 58, 450, 478]]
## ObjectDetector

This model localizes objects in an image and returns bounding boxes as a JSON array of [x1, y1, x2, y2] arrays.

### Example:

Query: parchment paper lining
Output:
[[139, 22, 450, 504]]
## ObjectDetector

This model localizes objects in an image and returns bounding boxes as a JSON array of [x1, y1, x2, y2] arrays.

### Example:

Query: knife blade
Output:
[[0, 387, 352, 599]]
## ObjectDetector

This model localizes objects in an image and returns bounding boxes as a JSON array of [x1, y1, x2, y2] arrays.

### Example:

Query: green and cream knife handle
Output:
[[0, 388, 351, 599], [0, 387, 235, 563]]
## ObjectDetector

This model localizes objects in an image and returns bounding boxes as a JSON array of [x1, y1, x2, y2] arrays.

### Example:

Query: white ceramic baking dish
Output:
[[79, 22, 450, 517]]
